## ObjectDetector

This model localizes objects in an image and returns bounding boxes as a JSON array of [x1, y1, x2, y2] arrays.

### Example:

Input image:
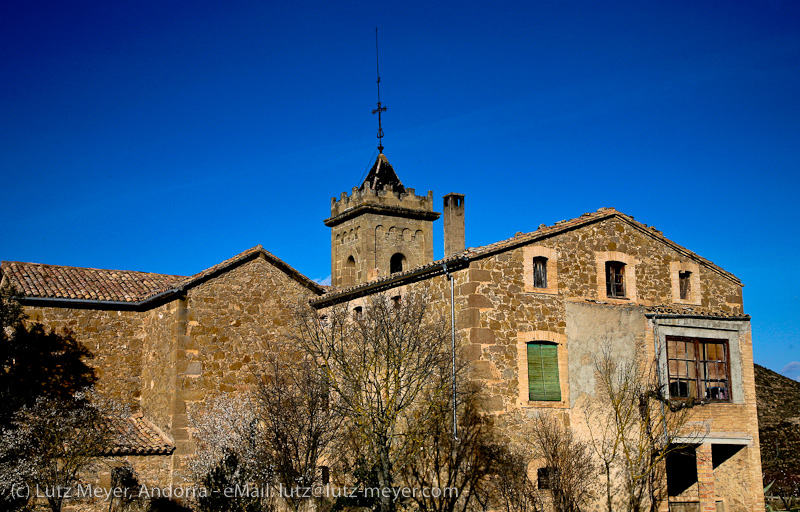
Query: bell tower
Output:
[[324, 153, 440, 287]]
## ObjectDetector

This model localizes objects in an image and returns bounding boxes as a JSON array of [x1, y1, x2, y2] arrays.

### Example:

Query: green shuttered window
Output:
[[527, 342, 561, 401]]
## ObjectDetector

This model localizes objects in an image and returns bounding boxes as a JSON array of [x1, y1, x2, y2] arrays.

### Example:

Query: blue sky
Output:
[[1, 1, 798, 377]]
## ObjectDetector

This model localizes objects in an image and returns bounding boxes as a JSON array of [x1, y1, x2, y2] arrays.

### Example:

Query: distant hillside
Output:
[[755, 364, 800, 493]]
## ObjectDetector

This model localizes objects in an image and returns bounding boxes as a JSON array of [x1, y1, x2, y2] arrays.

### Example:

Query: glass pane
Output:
[[686, 361, 696, 379]]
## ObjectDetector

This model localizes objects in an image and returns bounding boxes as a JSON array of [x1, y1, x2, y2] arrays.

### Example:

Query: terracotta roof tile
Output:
[[104, 412, 174, 456], [0, 261, 185, 303], [2, 245, 324, 304], [645, 304, 750, 320]]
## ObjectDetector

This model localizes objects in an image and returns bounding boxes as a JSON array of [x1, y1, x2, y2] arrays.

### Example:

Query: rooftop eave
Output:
[[311, 255, 469, 308], [324, 204, 441, 227]]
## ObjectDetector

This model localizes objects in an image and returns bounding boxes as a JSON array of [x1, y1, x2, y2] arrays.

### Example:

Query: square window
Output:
[[537, 467, 555, 490], [667, 336, 730, 401]]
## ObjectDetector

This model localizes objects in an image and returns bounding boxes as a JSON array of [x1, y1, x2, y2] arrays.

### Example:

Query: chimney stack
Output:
[[443, 193, 465, 256]]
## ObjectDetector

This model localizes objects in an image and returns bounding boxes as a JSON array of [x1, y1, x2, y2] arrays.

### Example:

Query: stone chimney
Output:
[[443, 193, 465, 256]]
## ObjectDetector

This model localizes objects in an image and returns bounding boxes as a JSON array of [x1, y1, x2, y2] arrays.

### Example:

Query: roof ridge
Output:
[[0, 260, 186, 278]]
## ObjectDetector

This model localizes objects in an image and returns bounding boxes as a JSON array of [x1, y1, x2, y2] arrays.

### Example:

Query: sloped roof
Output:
[[2, 245, 324, 306], [360, 153, 405, 193], [104, 412, 174, 456], [0, 261, 185, 302], [645, 303, 750, 320], [314, 207, 742, 306]]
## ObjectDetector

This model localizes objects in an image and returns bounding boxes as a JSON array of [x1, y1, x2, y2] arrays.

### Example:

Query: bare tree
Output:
[[0, 392, 128, 512], [399, 380, 499, 512], [525, 413, 596, 512], [483, 442, 542, 512], [585, 351, 705, 512], [254, 352, 342, 512], [189, 354, 340, 512], [293, 292, 452, 512]]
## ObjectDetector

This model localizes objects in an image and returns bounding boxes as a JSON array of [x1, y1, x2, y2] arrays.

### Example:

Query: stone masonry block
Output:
[[469, 327, 496, 345], [457, 308, 481, 329], [467, 293, 493, 309], [468, 269, 492, 282]]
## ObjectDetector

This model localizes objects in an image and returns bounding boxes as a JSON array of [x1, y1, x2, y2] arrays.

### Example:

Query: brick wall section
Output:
[[527, 217, 743, 311], [696, 443, 716, 512]]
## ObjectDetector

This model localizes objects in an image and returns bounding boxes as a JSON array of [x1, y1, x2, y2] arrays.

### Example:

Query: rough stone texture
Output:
[[22, 306, 145, 408], [443, 193, 465, 256], [4, 206, 763, 511], [326, 154, 440, 287], [17, 253, 319, 490], [341, 214, 762, 511]]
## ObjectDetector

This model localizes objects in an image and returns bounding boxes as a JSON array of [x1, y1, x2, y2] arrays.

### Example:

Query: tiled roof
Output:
[[311, 253, 469, 306], [104, 412, 174, 456], [170, 244, 324, 295], [314, 207, 742, 306], [0, 261, 185, 303], [462, 208, 740, 286], [645, 304, 750, 320], [2, 245, 324, 304]]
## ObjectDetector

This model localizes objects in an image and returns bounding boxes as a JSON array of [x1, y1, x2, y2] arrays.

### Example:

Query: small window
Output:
[[527, 342, 561, 401], [390, 253, 406, 274], [532, 257, 547, 289], [605, 261, 626, 298], [391, 295, 401, 309], [537, 467, 555, 490], [679, 270, 692, 300], [667, 336, 730, 401], [353, 306, 363, 319]]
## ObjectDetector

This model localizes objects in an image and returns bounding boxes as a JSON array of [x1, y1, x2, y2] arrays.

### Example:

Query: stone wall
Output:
[[161, 254, 317, 479], [341, 215, 762, 511], [22, 306, 145, 409]]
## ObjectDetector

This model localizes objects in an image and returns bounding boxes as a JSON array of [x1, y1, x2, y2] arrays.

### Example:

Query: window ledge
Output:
[[522, 400, 569, 408], [524, 287, 558, 296]]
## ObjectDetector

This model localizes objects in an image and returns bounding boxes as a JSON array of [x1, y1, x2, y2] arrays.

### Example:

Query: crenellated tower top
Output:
[[325, 153, 439, 227], [325, 153, 440, 288]]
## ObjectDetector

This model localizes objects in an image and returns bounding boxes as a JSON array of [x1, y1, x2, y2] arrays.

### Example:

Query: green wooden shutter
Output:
[[527, 342, 561, 401]]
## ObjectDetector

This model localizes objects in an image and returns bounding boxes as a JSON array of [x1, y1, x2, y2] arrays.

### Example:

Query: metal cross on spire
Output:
[[372, 27, 387, 154]]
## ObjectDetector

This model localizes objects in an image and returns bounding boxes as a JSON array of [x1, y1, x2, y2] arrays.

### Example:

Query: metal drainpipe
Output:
[[442, 262, 458, 440]]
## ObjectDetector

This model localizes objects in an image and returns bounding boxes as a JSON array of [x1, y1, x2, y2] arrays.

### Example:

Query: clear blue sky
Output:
[[1, 1, 798, 378]]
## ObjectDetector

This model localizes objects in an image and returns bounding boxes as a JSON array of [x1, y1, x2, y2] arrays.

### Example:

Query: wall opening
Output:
[[390, 253, 406, 274], [342, 256, 356, 286]]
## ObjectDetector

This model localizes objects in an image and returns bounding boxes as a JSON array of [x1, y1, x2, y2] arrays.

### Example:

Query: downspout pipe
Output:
[[442, 262, 458, 441]]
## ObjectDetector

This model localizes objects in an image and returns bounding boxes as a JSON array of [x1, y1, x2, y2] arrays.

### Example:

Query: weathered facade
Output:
[[1, 152, 764, 511]]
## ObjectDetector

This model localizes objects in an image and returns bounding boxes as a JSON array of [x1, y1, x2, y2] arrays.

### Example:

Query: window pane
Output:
[[532, 257, 547, 288]]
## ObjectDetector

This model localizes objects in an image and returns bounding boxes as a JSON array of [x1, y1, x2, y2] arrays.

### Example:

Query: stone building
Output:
[[1, 152, 764, 511]]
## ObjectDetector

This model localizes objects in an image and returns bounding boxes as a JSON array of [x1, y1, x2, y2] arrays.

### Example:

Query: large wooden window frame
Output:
[[666, 335, 731, 402], [527, 341, 561, 401]]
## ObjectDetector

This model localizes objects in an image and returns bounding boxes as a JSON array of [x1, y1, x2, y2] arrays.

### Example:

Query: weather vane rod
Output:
[[372, 27, 387, 154]]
